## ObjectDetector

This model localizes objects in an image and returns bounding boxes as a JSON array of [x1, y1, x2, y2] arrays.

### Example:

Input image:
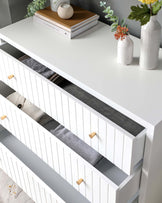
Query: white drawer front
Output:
[[0, 49, 145, 175], [0, 94, 141, 203], [0, 143, 65, 203]]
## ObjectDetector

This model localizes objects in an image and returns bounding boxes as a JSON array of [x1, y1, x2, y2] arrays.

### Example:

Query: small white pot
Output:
[[140, 16, 161, 70], [50, 0, 70, 12], [57, 3, 74, 19], [117, 35, 134, 65]]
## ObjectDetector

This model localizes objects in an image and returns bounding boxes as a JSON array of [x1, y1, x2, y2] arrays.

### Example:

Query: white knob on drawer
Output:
[[8, 75, 14, 79], [76, 178, 84, 185], [89, 132, 96, 139], [0, 115, 7, 120]]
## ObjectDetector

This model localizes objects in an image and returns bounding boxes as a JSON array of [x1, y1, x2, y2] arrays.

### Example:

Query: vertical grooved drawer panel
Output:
[[0, 94, 141, 203], [0, 143, 65, 203], [0, 48, 145, 175]]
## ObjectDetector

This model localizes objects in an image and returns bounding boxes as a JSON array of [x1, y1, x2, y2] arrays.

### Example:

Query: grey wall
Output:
[[8, 0, 30, 23], [71, 0, 162, 46], [0, 0, 12, 28], [0, 0, 162, 45], [0, 0, 30, 28]]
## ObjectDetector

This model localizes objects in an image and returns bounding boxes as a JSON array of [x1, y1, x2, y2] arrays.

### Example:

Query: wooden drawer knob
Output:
[[89, 132, 96, 139], [8, 75, 14, 79], [76, 178, 83, 185], [1, 115, 7, 120]]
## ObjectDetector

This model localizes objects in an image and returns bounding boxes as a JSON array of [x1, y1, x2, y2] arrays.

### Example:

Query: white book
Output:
[[33, 15, 98, 39]]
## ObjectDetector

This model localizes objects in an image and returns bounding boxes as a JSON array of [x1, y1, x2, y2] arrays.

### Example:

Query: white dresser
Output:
[[0, 17, 162, 203]]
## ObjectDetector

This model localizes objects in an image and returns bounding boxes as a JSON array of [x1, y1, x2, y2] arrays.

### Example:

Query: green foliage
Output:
[[100, 1, 127, 32], [128, 4, 150, 25], [152, 0, 162, 15], [26, 0, 47, 17]]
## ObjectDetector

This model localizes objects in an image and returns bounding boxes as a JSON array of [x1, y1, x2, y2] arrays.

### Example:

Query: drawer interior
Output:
[[42, 118, 128, 186], [0, 43, 145, 136], [0, 82, 142, 203], [0, 128, 140, 203], [0, 81, 129, 187], [0, 129, 90, 203]]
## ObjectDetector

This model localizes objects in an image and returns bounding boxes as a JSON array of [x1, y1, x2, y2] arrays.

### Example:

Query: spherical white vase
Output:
[[57, 3, 74, 19], [140, 15, 161, 70], [50, 0, 70, 12], [117, 35, 134, 65]]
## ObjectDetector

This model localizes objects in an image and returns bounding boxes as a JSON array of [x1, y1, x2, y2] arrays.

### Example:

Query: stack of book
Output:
[[34, 6, 99, 39]]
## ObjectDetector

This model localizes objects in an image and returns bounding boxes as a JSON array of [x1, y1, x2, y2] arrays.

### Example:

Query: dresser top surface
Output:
[[0, 17, 162, 127]]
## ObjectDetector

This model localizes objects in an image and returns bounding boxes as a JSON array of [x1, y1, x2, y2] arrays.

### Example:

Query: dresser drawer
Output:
[[0, 93, 141, 203], [0, 45, 145, 175], [0, 143, 65, 203]]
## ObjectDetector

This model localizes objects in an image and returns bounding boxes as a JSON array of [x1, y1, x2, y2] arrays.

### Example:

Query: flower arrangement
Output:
[[100, 1, 129, 40], [128, 0, 162, 25]]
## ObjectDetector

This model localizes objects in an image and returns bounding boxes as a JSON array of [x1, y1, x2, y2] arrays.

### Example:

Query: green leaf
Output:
[[111, 22, 118, 32], [103, 6, 110, 13], [152, 0, 162, 15], [128, 4, 150, 25], [121, 19, 126, 27], [105, 14, 111, 18], [25, 0, 46, 17], [111, 27, 117, 32], [109, 10, 114, 15], [110, 16, 118, 22], [100, 1, 106, 7]]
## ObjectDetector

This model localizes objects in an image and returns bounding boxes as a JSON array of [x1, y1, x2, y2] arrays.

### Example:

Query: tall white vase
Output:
[[117, 35, 134, 65], [140, 16, 161, 69], [50, 0, 70, 12]]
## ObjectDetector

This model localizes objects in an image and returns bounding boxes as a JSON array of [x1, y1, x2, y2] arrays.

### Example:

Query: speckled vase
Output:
[[50, 0, 70, 12], [140, 16, 161, 70], [117, 35, 134, 65], [57, 4, 74, 19]]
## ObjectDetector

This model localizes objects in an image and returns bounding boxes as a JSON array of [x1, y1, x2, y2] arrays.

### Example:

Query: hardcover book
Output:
[[35, 6, 99, 32], [34, 15, 98, 38]]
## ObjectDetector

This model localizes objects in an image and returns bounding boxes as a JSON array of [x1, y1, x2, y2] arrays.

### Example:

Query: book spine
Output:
[[35, 12, 99, 33], [71, 14, 99, 31], [72, 18, 98, 32], [33, 16, 71, 39], [33, 16, 98, 39], [71, 20, 98, 38], [35, 12, 71, 32]]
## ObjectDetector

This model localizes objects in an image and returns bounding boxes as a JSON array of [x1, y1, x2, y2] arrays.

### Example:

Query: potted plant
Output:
[[100, 1, 134, 65], [128, 0, 162, 69], [26, 0, 47, 17]]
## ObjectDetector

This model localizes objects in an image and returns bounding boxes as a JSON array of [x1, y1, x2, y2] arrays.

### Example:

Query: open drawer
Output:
[[0, 141, 66, 203], [0, 131, 90, 203], [0, 44, 145, 175], [0, 89, 141, 203]]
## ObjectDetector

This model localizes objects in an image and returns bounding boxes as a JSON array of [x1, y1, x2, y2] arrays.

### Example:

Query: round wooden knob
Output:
[[8, 75, 14, 79], [89, 132, 96, 139], [1, 115, 7, 120], [76, 178, 83, 185]]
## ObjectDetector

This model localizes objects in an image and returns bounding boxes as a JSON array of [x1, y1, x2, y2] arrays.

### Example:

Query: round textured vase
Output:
[[117, 35, 134, 65], [140, 16, 161, 70], [57, 4, 74, 19], [50, 0, 70, 12]]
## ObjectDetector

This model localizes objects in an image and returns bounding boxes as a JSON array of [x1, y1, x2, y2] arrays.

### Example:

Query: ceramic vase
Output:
[[117, 35, 134, 65], [50, 0, 70, 12], [57, 4, 74, 19], [140, 15, 161, 70]]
